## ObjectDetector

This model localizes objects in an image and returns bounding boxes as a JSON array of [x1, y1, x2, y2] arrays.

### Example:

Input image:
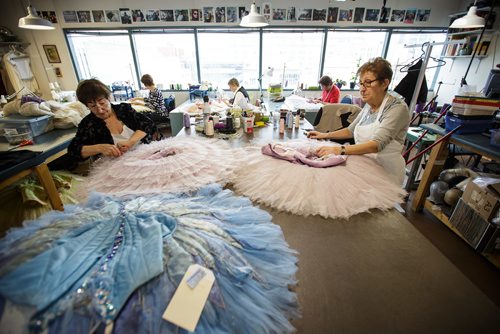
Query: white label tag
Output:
[[162, 264, 215, 332]]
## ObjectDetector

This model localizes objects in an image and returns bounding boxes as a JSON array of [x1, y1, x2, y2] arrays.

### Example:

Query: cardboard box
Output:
[[462, 178, 500, 222]]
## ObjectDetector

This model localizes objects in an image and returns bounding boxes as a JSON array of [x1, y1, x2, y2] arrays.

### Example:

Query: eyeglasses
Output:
[[87, 98, 109, 110], [358, 79, 380, 88]]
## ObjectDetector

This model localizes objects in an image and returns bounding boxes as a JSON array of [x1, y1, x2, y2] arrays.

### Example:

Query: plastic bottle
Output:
[[183, 112, 191, 128]]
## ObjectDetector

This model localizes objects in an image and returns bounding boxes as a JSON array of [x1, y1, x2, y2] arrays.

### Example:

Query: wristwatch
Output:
[[340, 145, 346, 155]]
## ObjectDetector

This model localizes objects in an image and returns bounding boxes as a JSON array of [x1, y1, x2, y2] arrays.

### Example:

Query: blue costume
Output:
[[0, 185, 298, 333]]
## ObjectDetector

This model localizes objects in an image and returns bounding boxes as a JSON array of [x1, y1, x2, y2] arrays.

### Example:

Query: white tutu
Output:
[[230, 139, 407, 219], [81, 137, 241, 197]]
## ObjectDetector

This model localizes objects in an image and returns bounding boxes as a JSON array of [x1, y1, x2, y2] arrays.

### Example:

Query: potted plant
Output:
[[334, 78, 346, 89], [350, 57, 363, 89]]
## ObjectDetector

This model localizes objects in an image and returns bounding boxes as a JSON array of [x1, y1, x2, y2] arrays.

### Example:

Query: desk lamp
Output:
[[18, 2, 55, 30], [258, 67, 274, 100]]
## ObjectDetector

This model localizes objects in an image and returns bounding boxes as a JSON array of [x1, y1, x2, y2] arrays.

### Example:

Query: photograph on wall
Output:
[[273, 9, 286, 21], [416, 9, 431, 22], [43, 45, 61, 63], [390, 10, 405, 22], [203, 7, 214, 23], [379, 7, 390, 23], [404, 9, 416, 24], [77, 11, 92, 23], [313, 9, 326, 21], [160, 10, 174, 22], [41, 11, 57, 23], [327, 7, 338, 23], [263, 3, 271, 15], [120, 8, 132, 24], [54, 67, 62, 77], [239, 7, 248, 21], [297, 9, 312, 21], [215, 7, 226, 23], [175, 10, 189, 21], [91, 10, 105, 23], [105, 10, 120, 22], [339, 9, 353, 22], [190, 9, 200, 21], [287, 7, 296, 22], [63, 11, 78, 23], [146, 10, 160, 21], [227, 7, 237, 23], [132, 10, 145, 22], [365, 9, 380, 22], [353, 8, 365, 23]]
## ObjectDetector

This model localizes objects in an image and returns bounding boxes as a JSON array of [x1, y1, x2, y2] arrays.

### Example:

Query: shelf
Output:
[[447, 29, 495, 36]]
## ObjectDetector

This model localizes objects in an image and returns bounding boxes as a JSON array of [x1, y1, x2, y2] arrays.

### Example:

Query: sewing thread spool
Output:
[[183, 112, 190, 128], [279, 118, 285, 134]]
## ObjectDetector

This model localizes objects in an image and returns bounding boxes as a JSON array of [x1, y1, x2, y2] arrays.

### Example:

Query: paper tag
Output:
[[162, 264, 215, 332], [186, 267, 207, 289]]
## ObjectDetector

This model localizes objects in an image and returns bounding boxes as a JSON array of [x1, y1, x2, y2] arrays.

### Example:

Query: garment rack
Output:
[[404, 39, 466, 114]]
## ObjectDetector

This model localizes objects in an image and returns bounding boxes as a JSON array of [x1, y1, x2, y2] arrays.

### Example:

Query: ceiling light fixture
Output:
[[240, 2, 269, 28], [449, 1, 485, 29], [18, 4, 55, 30]]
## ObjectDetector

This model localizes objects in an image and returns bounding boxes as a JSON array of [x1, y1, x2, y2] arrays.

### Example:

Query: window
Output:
[[385, 31, 447, 90], [323, 30, 387, 87], [133, 31, 198, 89], [197, 29, 260, 89], [67, 30, 138, 88], [262, 29, 324, 89]]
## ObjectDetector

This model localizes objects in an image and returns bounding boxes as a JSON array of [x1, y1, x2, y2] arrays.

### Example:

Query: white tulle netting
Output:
[[81, 137, 241, 197], [230, 139, 407, 219]]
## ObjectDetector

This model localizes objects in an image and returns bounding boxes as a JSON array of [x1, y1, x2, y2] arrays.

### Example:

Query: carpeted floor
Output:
[[268, 204, 500, 334]]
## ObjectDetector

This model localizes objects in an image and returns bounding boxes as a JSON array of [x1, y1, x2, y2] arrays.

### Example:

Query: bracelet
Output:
[[340, 145, 346, 155]]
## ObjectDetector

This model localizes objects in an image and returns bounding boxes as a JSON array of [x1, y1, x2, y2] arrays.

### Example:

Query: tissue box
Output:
[[0, 114, 54, 137]]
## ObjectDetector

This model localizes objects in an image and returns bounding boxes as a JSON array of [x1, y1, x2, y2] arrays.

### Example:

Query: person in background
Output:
[[68, 79, 162, 161], [307, 57, 410, 185], [129, 74, 167, 114], [310, 75, 340, 104], [223, 77, 250, 108]]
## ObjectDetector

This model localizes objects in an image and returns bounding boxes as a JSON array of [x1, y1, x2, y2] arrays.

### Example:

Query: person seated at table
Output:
[[223, 78, 250, 109], [307, 57, 410, 185], [310, 75, 340, 105], [129, 74, 167, 114], [68, 79, 162, 161]]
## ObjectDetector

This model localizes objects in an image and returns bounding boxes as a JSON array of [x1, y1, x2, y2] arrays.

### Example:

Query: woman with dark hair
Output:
[[129, 74, 167, 114], [311, 75, 340, 104], [308, 57, 409, 185], [67, 79, 162, 161]]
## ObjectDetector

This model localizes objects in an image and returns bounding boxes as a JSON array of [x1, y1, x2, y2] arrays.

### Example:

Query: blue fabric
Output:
[[0, 185, 299, 333]]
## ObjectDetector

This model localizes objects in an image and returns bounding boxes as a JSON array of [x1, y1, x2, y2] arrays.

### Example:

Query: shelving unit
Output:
[[444, 29, 495, 57]]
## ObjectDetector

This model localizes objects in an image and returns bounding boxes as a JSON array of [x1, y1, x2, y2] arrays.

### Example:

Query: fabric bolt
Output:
[[80, 136, 242, 198], [231, 139, 406, 219], [0, 185, 299, 333]]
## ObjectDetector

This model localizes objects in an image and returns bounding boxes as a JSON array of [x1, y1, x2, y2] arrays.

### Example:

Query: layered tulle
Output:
[[0, 185, 298, 333], [230, 140, 407, 219], [80, 137, 242, 198]]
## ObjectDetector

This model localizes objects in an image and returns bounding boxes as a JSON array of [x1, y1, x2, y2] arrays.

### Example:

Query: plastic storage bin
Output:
[[445, 113, 494, 134], [4, 127, 32, 145], [0, 114, 54, 137]]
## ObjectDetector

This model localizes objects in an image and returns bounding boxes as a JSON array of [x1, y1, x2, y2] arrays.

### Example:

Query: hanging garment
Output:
[[231, 139, 406, 219], [394, 59, 428, 106], [2, 52, 40, 95], [353, 95, 406, 186], [0, 185, 298, 333]]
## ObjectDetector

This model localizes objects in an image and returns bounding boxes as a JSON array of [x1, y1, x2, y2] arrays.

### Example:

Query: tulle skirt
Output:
[[230, 140, 407, 219], [0, 185, 298, 333]]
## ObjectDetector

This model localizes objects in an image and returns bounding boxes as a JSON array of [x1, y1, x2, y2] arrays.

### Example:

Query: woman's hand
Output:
[[99, 144, 123, 157], [116, 140, 136, 153], [307, 131, 327, 139], [316, 146, 340, 157]]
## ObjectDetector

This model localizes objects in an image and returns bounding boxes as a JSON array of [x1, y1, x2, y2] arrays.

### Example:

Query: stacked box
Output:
[[452, 96, 500, 116]]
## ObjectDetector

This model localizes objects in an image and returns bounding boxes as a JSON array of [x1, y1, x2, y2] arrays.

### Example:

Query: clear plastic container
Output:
[[4, 127, 32, 145]]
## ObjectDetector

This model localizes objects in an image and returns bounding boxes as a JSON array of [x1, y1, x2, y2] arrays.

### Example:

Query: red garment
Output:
[[321, 85, 340, 103]]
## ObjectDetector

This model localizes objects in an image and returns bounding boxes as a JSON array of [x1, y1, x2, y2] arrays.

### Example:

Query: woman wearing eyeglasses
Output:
[[308, 57, 409, 185], [67, 79, 162, 161]]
